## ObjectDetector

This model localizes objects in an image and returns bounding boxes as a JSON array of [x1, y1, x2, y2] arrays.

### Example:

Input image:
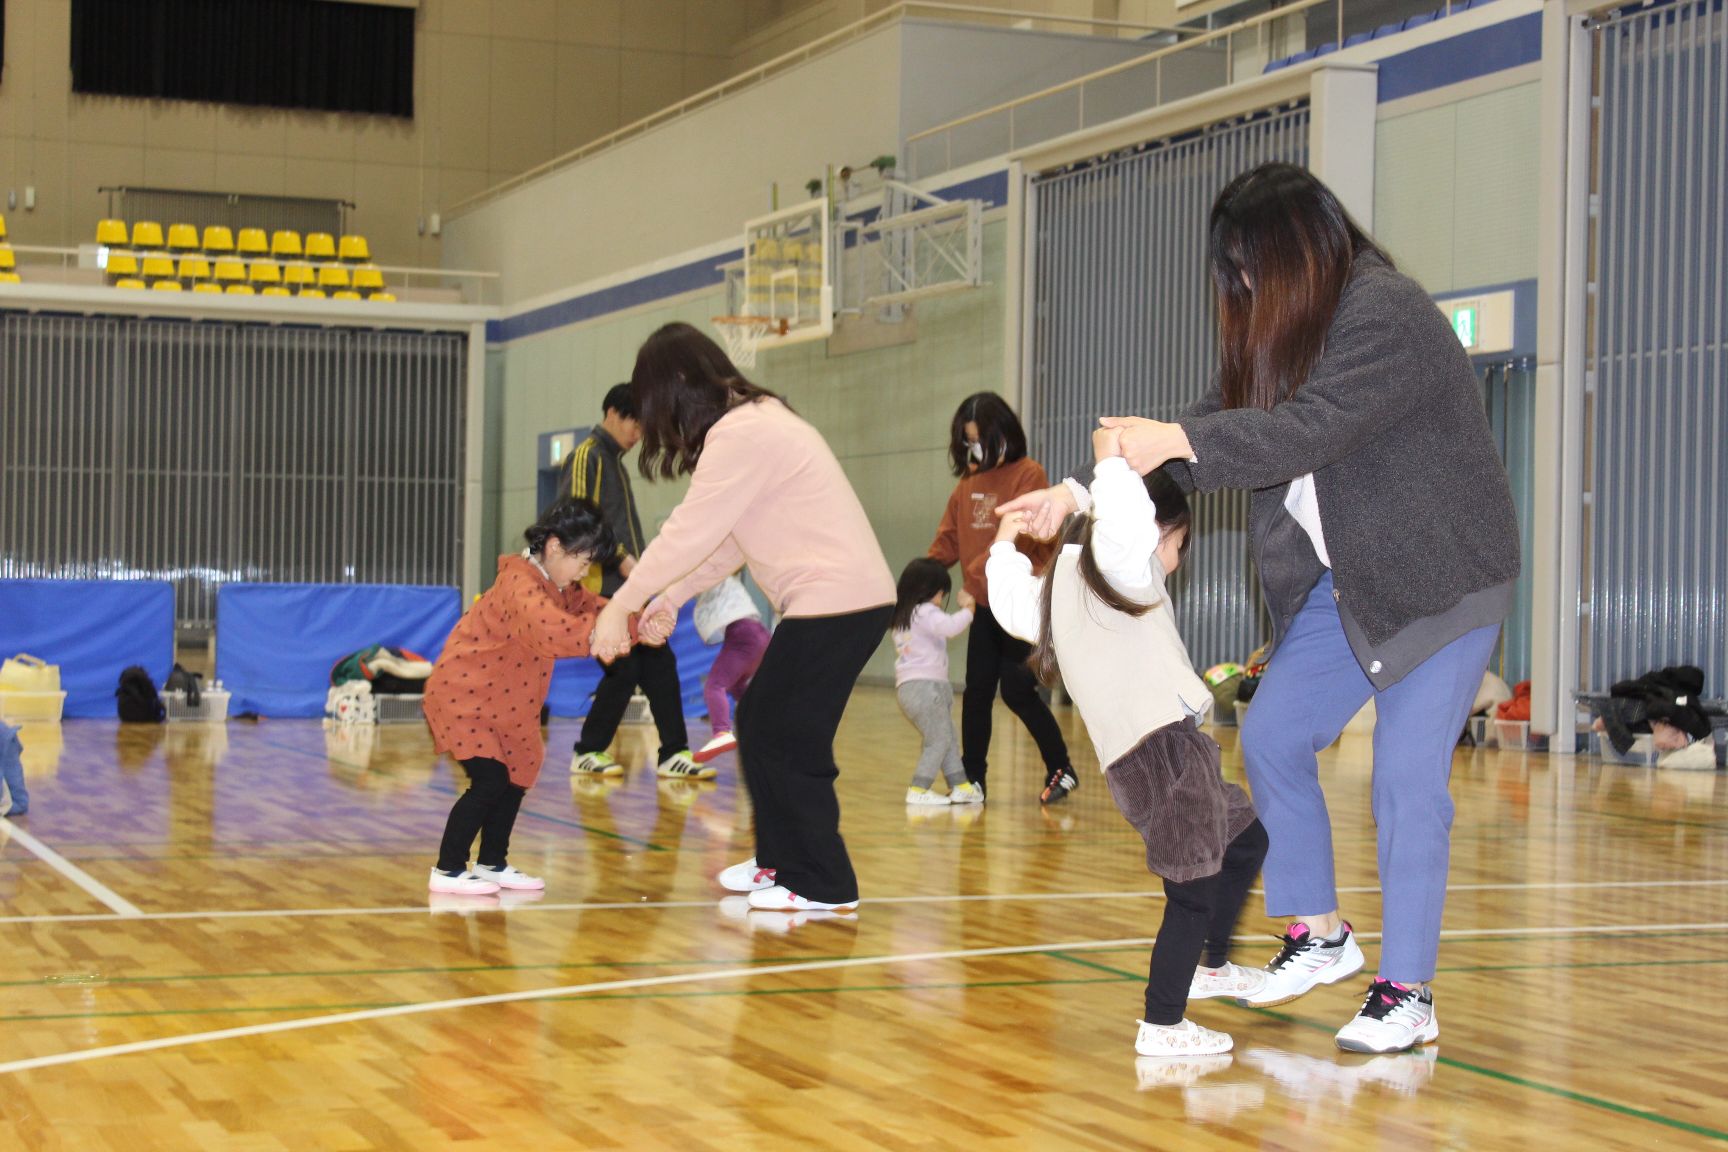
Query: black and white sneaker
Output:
[[1239, 921, 1365, 1007], [1335, 979, 1439, 1053], [1040, 765, 1078, 804]]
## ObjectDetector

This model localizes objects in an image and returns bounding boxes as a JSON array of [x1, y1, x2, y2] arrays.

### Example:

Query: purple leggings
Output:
[[704, 618, 771, 734]]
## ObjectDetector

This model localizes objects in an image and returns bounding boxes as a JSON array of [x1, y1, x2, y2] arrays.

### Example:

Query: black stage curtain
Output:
[[70, 0, 414, 118]]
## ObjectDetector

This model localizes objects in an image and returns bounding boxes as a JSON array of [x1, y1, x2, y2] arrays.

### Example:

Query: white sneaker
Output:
[[1191, 961, 1269, 1000], [1134, 1018, 1233, 1057], [471, 863, 545, 891], [949, 781, 985, 804], [746, 884, 858, 912], [572, 751, 622, 776], [718, 857, 778, 892], [1334, 979, 1439, 1053], [693, 731, 737, 764], [1239, 922, 1365, 1007], [905, 786, 951, 806], [657, 750, 716, 779], [428, 867, 501, 895]]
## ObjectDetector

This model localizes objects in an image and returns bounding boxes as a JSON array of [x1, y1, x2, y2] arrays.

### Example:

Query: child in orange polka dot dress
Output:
[[424, 497, 619, 897]]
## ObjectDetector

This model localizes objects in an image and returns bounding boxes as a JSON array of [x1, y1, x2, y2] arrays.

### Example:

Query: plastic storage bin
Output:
[[165, 689, 230, 723], [1590, 730, 1657, 766], [1494, 719, 1532, 750], [375, 694, 425, 724], [0, 691, 66, 723], [1469, 714, 1495, 747]]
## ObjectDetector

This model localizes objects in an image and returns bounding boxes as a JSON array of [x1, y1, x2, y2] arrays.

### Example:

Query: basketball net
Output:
[[712, 315, 785, 370]]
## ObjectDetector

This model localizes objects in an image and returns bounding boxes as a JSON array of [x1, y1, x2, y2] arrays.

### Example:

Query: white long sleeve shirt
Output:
[[988, 456, 1213, 770]]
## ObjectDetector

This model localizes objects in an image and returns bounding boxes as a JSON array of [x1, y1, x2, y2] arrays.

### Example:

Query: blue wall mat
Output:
[[217, 584, 462, 718], [0, 580, 176, 718], [545, 602, 721, 719]]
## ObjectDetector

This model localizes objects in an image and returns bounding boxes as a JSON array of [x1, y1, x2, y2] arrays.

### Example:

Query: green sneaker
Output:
[[572, 751, 622, 776]]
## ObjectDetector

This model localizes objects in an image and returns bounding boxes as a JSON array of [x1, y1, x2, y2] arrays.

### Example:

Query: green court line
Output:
[[1044, 952, 1728, 1144]]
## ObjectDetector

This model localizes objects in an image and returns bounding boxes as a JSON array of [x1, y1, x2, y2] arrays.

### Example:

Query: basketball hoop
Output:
[[712, 315, 787, 369]]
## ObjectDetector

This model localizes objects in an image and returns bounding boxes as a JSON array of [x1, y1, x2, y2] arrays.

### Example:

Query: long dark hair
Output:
[[631, 322, 783, 480], [524, 495, 615, 560], [1209, 163, 1391, 411], [1032, 471, 1192, 685], [892, 557, 953, 632], [948, 392, 1028, 477]]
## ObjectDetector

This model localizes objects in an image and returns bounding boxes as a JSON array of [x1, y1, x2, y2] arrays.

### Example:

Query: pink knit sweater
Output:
[[611, 398, 894, 619]]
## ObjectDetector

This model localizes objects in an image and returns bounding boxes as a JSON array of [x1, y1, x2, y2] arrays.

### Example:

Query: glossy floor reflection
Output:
[[1, 691, 1726, 1150]]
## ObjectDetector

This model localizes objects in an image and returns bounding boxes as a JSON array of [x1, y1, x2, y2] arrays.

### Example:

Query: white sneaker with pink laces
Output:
[[717, 857, 778, 892], [1135, 1018, 1234, 1057]]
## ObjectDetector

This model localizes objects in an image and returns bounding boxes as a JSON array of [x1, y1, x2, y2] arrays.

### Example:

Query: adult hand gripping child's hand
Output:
[[994, 508, 1027, 545], [636, 595, 678, 646]]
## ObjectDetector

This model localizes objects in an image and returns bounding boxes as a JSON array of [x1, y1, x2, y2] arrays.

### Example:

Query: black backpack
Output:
[[116, 666, 165, 723], [164, 663, 202, 706]]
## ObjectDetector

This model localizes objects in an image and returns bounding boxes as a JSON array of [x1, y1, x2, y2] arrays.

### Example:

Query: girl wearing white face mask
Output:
[[927, 392, 1075, 803]]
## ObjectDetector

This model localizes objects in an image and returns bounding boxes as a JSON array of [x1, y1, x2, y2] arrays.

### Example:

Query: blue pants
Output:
[[0, 722, 27, 815], [1240, 572, 1496, 983]]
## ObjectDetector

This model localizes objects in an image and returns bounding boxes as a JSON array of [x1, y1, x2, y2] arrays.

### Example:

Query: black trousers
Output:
[[436, 757, 526, 874], [1143, 818, 1268, 1025], [735, 605, 891, 905], [961, 603, 1070, 785], [575, 641, 689, 758]]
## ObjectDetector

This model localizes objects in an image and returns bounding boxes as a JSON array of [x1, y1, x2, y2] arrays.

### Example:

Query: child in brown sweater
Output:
[[423, 497, 616, 896]]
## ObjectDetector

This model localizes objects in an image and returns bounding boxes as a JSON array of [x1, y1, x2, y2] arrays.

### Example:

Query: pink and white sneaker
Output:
[[718, 857, 778, 892], [746, 884, 858, 912], [472, 863, 545, 891], [694, 731, 738, 764], [428, 867, 501, 895]]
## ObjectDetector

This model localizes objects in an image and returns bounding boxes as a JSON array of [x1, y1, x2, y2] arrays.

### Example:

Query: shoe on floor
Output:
[[657, 750, 716, 779], [1191, 961, 1269, 1000], [1239, 921, 1365, 1007], [949, 781, 985, 805], [1040, 765, 1078, 804], [572, 751, 622, 776], [905, 786, 951, 806], [1135, 1018, 1233, 1057], [693, 731, 737, 764], [428, 867, 502, 895], [746, 884, 858, 912], [718, 857, 778, 892], [472, 863, 545, 891], [1335, 979, 1439, 1053]]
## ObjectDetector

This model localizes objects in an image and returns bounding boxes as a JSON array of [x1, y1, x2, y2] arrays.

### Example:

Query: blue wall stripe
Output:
[[1376, 11, 1542, 103], [486, 169, 1011, 345]]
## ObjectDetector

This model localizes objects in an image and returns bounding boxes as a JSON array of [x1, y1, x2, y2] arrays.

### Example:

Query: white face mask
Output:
[[967, 441, 984, 464]]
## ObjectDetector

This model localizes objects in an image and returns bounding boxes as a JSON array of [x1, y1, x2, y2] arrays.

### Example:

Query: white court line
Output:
[[0, 818, 142, 917], [4, 877, 1728, 927], [7, 919, 1728, 1078]]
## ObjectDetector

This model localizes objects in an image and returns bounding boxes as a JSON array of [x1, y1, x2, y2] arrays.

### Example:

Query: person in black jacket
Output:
[[559, 383, 706, 780], [1000, 164, 1519, 1056]]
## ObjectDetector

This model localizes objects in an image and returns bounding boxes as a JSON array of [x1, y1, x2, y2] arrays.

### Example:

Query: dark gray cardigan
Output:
[[1080, 251, 1520, 690]]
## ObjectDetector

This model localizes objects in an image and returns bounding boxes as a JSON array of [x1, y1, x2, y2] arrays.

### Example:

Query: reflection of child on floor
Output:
[[692, 573, 770, 764]]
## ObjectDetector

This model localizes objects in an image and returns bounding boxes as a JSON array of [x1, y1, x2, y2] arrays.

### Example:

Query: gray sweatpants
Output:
[[897, 679, 967, 790]]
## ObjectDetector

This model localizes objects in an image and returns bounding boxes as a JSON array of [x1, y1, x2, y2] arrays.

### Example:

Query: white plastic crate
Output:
[[622, 693, 654, 726], [1233, 700, 1250, 728], [0, 691, 66, 723], [1494, 719, 1532, 751], [1591, 731, 1658, 767], [165, 689, 230, 723], [1469, 714, 1495, 747], [375, 694, 425, 724]]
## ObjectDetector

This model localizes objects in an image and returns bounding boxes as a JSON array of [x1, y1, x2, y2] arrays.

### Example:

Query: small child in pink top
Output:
[[892, 558, 983, 806]]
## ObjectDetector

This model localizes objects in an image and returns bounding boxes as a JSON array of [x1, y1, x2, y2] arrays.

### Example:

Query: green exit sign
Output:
[[1452, 307, 1478, 349]]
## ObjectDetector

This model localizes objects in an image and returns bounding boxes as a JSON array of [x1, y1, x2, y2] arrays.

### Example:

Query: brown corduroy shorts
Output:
[[1104, 717, 1258, 884]]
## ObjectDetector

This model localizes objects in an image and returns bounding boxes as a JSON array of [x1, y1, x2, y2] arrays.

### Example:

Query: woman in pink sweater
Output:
[[591, 323, 895, 913]]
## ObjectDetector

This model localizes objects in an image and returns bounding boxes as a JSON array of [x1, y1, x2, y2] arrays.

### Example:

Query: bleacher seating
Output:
[[1262, 0, 1495, 73], [83, 220, 386, 299]]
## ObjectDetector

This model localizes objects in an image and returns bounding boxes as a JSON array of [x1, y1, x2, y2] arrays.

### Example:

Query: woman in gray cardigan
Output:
[[1002, 163, 1520, 1055]]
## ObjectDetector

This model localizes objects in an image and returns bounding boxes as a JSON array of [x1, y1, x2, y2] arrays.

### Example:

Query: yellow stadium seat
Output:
[[106, 253, 140, 277], [236, 228, 268, 256], [0, 272, 21, 285], [304, 232, 337, 261], [298, 288, 326, 299], [331, 290, 362, 301], [0, 214, 7, 240], [212, 259, 246, 283], [115, 278, 146, 290], [225, 284, 255, 296], [141, 255, 176, 279], [260, 286, 292, 297], [270, 230, 303, 259], [283, 263, 315, 287], [0, 247, 14, 271], [367, 292, 397, 303], [351, 265, 385, 291], [178, 256, 211, 281], [167, 224, 200, 251], [152, 280, 184, 292], [337, 234, 370, 262], [191, 282, 223, 294], [202, 225, 234, 253], [131, 221, 165, 249], [96, 219, 127, 246], [316, 265, 350, 289], [249, 260, 281, 284]]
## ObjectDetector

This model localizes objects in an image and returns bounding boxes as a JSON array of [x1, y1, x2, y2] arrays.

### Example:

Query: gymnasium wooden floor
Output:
[[2, 690, 1726, 1150]]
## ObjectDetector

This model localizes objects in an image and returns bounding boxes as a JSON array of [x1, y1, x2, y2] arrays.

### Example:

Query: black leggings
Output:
[[436, 757, 526, 874], [961, 603, 1070, 785], [1144, 819, 1269, 1025], [576, 641, 689, 758]]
